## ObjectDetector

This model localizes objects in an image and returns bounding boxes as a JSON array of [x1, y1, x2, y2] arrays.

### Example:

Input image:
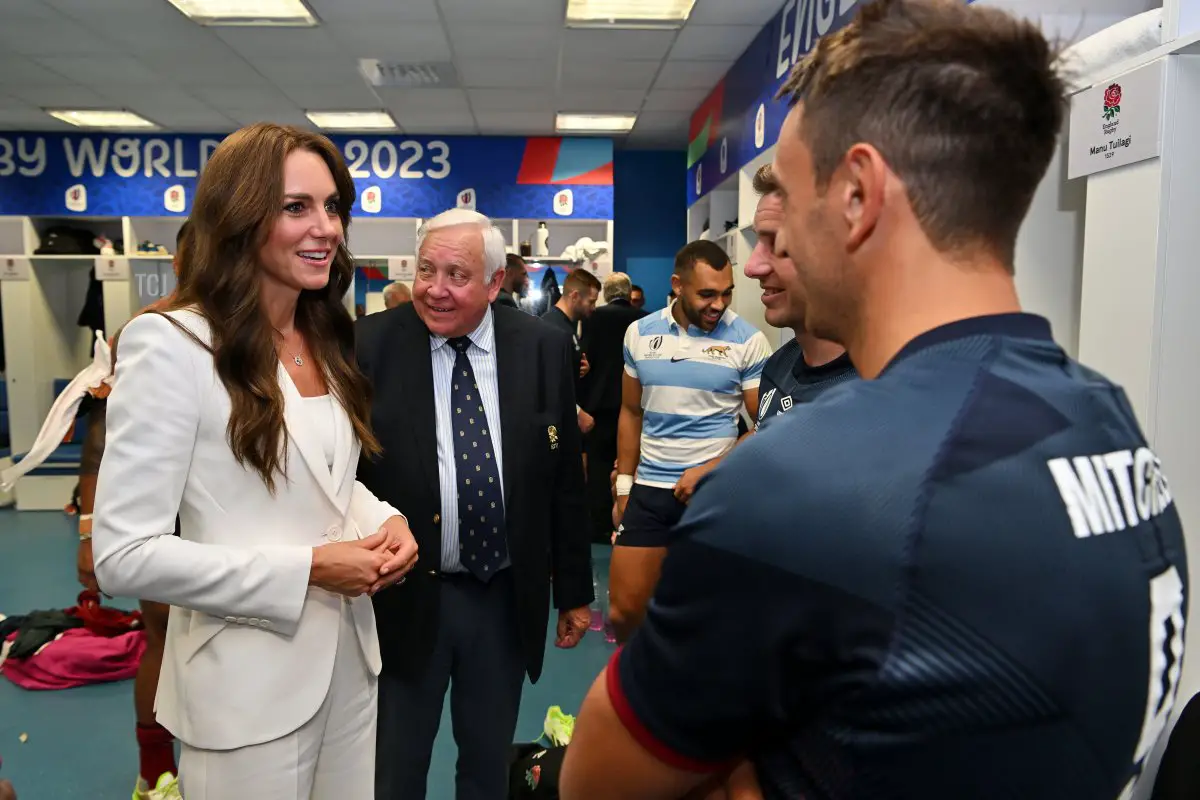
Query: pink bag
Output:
[[1, 627, 145, 690]]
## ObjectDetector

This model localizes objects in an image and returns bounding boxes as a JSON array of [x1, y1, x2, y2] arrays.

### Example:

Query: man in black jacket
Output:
[[356, 210, 593, 800], [578, 272, 646, 543]]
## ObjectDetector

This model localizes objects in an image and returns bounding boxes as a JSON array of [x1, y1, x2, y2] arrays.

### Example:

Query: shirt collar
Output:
[[429, 306, 495, 354], [885, 313, 1054, 371], [664, 299, 729, 336]]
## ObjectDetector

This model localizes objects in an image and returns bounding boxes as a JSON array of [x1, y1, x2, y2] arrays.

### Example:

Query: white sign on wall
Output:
[[387, 255, 416, 282], [1068, 60, 1165, 180], [94, 256, 130, 281], [0, 256, 30, 281]]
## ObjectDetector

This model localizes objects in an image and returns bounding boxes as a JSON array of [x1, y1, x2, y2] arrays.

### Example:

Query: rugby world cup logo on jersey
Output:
[[642, 335, 665, 359]]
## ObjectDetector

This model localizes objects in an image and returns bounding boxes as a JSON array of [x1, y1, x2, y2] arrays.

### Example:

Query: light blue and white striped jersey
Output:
[[623, 303, 772, 488]]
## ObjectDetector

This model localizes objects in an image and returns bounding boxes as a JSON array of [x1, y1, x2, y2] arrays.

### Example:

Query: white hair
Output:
[[602, 272, 632, 303], [416, 209, 507, 281]]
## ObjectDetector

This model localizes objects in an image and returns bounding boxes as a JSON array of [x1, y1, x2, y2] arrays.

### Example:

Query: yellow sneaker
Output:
[[133, 772, 181, 800]]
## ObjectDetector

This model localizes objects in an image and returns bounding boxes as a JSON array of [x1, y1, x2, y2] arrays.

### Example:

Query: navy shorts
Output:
[[615, 484, 687, 548]]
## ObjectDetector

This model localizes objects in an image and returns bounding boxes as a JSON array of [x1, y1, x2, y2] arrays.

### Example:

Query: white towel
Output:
[[0, 330, 113, 491], [1058, 9, 1163, 90]]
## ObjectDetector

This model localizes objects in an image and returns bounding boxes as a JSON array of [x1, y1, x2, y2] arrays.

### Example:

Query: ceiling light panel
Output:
[[305, 110, 398, 130], [47, 109, 158, 129], [165, 0, 318, 26], [566, 0, 697, 27], [556, 113, 637, 133]]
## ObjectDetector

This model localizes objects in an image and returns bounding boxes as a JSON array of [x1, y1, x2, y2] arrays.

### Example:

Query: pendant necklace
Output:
[[274, 329, 305, 367]]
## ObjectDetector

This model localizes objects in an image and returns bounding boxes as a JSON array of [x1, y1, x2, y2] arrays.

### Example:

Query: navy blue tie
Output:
[[449, 337, 508, 581]]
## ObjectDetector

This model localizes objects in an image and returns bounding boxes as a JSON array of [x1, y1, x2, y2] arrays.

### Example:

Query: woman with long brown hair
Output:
[[91, 122, 417, 799]]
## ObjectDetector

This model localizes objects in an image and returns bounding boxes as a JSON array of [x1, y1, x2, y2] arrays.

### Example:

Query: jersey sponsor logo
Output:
[[671, 345, 733, 363], [780, 395, 793, 412], [1047, 446, 1173, 539]]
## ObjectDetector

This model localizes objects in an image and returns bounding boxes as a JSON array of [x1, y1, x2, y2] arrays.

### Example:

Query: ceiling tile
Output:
[[390, 108, 478, 133], [97, 89, 204, 112], [140, 108, 238, 130], [41, 0, 177, 14], [687, 0, 786, 27], [189, 86, 301, 111], [560, 59, 660, 90], [0, 17, 121, 55], [32, 56, 163, 87], [457, 59, 559, 89], [225, 109, 313, 129], [214, 28, 342, 58], [307, 0, 441, 22], [447, 24, 563, 60], [324, 23, 452, 61], [0, 57, 75, 86], [669, 24, 760, 61], [279, 84, 383, 109], [438, 0, 567, 22], [4, 1, 64, 21], [0, 94, 38, 111], [556, 88, 646, 112], [474, 110, 551, 129], [653, 59, 731, 89], [5, 84, 114, 108], [0, 109, 70, 127], [632, 111, 689, 131], [82, 14, 228, 55], [249, 59, 370, 88], [467, 88, 555, 112], [562, 29, 678, 61], [641, 88, 708, 112], [399, 122, 478, 135], [133, 53, 269, 87], [378, 89, 470, 113]]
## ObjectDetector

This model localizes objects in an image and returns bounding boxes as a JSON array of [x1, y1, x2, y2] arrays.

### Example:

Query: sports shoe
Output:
[[543, 705, 576, 747], [134, 772, 181, 800]]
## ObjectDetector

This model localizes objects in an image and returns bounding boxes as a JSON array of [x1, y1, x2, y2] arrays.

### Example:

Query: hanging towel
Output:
[[0, 330, 112, 491], [1058, 9, 1163, 90]]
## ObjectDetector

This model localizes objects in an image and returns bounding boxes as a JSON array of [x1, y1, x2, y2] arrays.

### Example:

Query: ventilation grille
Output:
[[358, 60, 459, 88]]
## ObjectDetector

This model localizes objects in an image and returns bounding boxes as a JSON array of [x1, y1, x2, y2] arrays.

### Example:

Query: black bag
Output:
[[33, 226, 100, 255], [508, 743, 566, 799]]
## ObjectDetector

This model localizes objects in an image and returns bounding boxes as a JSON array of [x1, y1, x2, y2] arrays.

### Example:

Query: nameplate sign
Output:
[[1068, 59, 1165, 179]]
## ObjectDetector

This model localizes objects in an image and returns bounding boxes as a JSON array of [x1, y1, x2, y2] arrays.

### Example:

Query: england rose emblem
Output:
[[1103, 83, 1122, 120]]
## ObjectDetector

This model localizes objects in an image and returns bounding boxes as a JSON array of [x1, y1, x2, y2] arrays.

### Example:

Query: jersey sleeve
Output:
[[739, 330, 772, 390], [623, 320, 640, 379], [607, 428, 895, 769]]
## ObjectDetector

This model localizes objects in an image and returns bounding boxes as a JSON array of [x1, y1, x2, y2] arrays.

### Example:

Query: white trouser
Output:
[[178, 599, 377, 800]]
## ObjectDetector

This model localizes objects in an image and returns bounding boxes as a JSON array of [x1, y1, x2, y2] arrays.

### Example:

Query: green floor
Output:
[[0, 508, 614, 799]]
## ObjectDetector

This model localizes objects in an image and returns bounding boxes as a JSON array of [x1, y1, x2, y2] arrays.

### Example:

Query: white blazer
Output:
[[92, 309, 401, 752]]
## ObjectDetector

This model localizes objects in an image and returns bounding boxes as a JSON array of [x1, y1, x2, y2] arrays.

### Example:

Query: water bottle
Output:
[[603, 588, 617, 643], [589, 570, 604, 631]]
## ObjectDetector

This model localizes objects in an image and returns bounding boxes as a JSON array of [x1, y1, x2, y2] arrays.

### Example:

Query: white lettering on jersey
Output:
[[1047, 447, 1173, 539]]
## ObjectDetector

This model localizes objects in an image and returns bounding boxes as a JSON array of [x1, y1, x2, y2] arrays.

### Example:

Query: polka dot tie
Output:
[[449, 337, 507, 582]]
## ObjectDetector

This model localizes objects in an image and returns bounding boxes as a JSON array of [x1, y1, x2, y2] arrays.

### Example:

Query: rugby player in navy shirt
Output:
[[744, 164, 857, 433], [561, 1, 1189, 798]]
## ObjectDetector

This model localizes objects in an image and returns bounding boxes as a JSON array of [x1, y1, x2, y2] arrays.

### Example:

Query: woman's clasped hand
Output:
[[309, 517, 418, 597]]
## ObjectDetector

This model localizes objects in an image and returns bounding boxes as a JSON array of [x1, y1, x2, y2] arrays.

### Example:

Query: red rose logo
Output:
[[1103, 84, 1122, 120]]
